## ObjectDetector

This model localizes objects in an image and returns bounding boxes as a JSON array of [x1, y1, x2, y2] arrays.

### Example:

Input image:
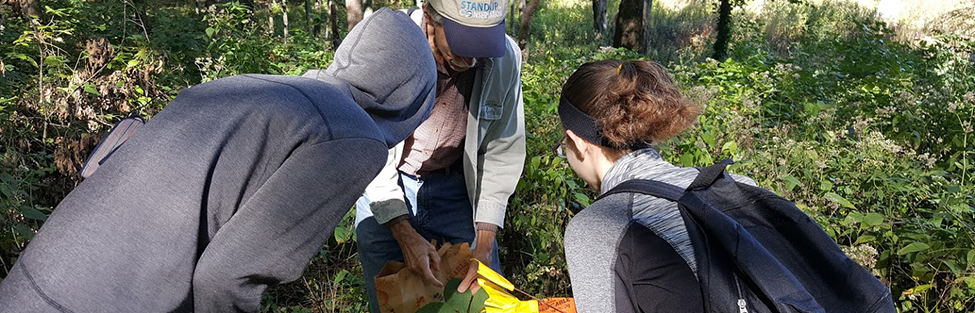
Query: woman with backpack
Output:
[[555, 59, 744, 312], [555, 59, 894, 313]]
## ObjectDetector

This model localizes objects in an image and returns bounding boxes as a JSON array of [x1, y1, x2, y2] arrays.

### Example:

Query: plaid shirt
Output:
[[398, 63, 477, 176]]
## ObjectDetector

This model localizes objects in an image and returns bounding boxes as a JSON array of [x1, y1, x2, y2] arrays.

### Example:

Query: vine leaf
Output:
[[417, 278, 489, 313]]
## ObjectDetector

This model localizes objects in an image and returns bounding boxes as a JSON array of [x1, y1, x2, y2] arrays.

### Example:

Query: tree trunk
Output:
[[346, 0, 363, 31], [613, 0, 650, 52], [306, 0, 313, 34], [282, 0, 290, 38], [518, 0, 540, 56], [12, 0, 41, 18], [712, 0, 731, 61], [329, 0, 341, 46], [639, 0, 651, 54], [313, 0, 322, 36], [592, 0, 608, 45], [268, 0, 276, 36]]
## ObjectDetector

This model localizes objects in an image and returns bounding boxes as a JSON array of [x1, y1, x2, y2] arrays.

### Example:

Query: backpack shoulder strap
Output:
[[597, 179, 684, 202], [597, 158, 735, 201], [687, 158, 733, 190]]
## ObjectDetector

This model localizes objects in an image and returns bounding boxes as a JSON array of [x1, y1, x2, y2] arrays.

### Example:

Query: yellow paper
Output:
[[474, 258, 514, 291], [473, 261, 576, 313]]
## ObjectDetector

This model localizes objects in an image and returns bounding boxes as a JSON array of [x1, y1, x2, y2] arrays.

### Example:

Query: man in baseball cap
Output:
[[429, 0, 508, 58], [354, 1, 526, 312]]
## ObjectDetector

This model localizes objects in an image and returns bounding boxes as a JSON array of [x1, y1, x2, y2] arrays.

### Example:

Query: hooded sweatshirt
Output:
[[0, 8, 434, 313]]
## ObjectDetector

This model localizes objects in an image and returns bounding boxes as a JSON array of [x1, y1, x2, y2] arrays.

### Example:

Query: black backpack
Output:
[[598, 159, 895, 313]]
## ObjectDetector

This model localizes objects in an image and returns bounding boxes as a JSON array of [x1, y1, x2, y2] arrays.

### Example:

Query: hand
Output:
[[389, 219, 443, 288], [458, 230, 496, 293], [457, 259, 481, 294]]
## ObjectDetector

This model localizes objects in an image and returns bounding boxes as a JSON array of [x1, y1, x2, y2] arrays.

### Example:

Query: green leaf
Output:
[[573, 192, 590, 206], [83, 83, 100, 96], [819, 180, 833, 191], [844, 211, 865, 225], [333, 223, 351, 244], [783, 176, 801, 191], [679, 153, 694, 167], [565, 179, 578, 189], [897, 242, 930, 255], [862, 213, 884, 227], [335, 269, 349, 283], [14, 224, 34, 241], [967, 250, 975, 266], [957, 277, 975, 289], [469, 287, 488, 313], [824, 192, 856, 209], [945, 261, 962, 276], [854, 235, 876, 244], [43, 55, 63, 67], [0, 183, 14, 200], [721, 140, 738, 156], [418, 278, 488, 313], [702, 131, 716, 146], [205, 27, 216, 38], [905, 284, 933, 295], [19, 206, 48, 221]]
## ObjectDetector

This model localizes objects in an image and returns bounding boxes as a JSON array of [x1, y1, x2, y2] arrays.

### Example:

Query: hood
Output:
[[305, 8, 436, 147]]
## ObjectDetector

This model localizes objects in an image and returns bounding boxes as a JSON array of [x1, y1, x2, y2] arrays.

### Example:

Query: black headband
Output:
[[557, 93, 651, 151]]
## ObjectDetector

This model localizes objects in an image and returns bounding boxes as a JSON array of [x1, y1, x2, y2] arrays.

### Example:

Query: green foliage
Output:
[[197, 2, 333, 81], [660, 3, 975, 310]]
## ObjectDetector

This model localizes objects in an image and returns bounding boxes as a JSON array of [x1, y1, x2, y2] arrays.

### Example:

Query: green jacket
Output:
[[359, 15, 525, 229]]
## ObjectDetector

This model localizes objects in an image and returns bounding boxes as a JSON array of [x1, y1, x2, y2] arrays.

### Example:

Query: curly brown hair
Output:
[[561, 59, 701, 149]]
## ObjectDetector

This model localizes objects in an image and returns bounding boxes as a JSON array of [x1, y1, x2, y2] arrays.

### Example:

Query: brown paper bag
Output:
[[375, 242, 475, 313]]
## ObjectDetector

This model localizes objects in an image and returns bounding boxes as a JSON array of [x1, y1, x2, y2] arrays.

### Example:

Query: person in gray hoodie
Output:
[[0, 8, 435, 313]]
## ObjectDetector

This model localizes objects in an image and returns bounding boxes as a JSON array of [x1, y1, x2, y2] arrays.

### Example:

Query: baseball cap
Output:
[[428, 0, 509, 58]]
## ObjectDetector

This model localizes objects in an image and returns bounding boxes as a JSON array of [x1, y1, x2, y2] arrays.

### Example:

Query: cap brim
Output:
[[441, 19, 506, 58]]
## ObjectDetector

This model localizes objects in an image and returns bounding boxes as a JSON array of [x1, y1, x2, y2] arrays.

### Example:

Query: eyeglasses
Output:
[[551, 136, 567, 159]]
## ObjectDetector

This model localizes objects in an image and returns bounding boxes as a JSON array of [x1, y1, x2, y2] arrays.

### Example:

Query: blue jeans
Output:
[[355, 166, 501, 313]]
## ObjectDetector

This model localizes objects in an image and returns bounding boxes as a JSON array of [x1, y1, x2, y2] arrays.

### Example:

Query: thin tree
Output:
[[267, 0, 276, 36], [313, 0, 323, 36], [638, 0, 651, 54], [328, 0, 341, 46], [282, 0, 289, 38], [518, 0, 541, 56], [612, 0, 651, 52], [592, 0, 608, 45], [346, 0, 363, 31], [306, 0, 314, 34], [711, 0, 744, 61]]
